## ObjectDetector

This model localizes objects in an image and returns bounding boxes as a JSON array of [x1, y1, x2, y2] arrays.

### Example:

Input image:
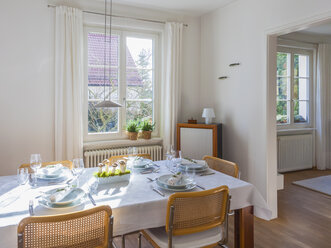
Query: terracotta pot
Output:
[[141, 130, 152, 139], [127, 131, 138, 140]]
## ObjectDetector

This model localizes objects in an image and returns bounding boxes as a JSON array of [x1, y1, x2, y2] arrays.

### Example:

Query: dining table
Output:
[[0, 160, 271, 248]]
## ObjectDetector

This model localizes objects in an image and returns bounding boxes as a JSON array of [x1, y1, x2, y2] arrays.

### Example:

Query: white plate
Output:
[[42, 187, 85, 206], [129, 159, 152, 168], [36, 167, 71, 180], [156, 182, 196, 192], [179, 165, 208, 173], [38, 198, 85, 210], [156, 174, 193, 189]]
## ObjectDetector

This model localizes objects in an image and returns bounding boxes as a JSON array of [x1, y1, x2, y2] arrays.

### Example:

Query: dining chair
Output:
[[108, 153, 152, 164], [19, 160, 73, 173], [203, 156, 239, 178], [17, 205, 114, 248], [139, 185, 231, 248]]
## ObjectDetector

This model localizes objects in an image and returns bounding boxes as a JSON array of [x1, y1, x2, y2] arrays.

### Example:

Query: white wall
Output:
[[0, 0, 55, 176], [200, 0, 331, 218], [0, 0, 201, 175]]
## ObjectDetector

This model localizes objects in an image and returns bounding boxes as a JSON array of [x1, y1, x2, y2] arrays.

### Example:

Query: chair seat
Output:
[[143, 226, 223, 248]]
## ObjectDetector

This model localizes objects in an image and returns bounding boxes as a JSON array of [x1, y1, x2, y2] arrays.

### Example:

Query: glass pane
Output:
[[126, 37, 153, 69], [88, 67, 118, 100], [277, 100, 289, 124], [126, 101, 153, 123], [277, 52, 290, 76], [127, 69, 153, 100], [88, 33, 119, 66], [277, 77, 289, 100], [294, 100, 308, 123], [88, 102, 119, 133], [294, 54, 309, 78], [293, 78, 309, 101]]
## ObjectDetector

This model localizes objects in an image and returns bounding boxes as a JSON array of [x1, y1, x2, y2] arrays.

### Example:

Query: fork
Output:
[[147, 177, 155, 182]]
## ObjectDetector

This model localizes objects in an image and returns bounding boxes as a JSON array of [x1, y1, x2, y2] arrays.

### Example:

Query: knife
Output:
[[29, 200, 34, 216], [152, 187, 165, 197], [196, 184, 206, 190], [200, 172, 215, 176], [87, 193, 96, 206]]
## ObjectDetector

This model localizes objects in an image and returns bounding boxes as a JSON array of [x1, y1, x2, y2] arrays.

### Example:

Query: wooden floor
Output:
[[114, 169, 331, 248]]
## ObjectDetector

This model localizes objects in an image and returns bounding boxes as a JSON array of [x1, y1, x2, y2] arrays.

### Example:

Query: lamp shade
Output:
[[95, 100, 122, 108], [202, 108, 215, 118]]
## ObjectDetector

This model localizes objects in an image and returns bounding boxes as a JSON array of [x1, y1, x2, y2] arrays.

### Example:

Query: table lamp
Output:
[[202, 108, 215, 124]]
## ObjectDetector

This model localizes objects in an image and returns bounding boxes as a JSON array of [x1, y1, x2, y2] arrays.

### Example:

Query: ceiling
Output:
[[111, 0, 235, 16], [300, 22, 331, 35]]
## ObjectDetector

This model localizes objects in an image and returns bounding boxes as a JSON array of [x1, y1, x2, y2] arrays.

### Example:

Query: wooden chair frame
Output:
[[203, 156, 239, 178], [139, 186, 231, 248], [108, 154, 152, 164], [17, 206, 114, 248], [19, 160, 73, 173]]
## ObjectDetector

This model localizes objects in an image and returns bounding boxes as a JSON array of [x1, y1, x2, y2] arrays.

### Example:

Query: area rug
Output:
[[293, 175, 331, 196]]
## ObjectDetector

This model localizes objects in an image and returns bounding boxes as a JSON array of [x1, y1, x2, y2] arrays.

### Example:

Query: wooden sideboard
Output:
[[176, 123, 222, 160]]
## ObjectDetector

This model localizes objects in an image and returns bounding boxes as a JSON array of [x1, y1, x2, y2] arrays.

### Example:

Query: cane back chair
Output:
[[17, 205, 113, 248], [139, 185, 231, 248], [203, 156, 239, 178]]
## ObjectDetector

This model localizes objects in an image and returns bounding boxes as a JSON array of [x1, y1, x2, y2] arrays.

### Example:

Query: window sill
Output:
[[277, 128, 315, 136], [83, 137, 163, 150]]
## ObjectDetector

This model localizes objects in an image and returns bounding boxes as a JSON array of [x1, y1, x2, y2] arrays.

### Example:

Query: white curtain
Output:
[[55, 6, 84, 160], [161, 22, 183, 151], [316, 44, 331, 170]]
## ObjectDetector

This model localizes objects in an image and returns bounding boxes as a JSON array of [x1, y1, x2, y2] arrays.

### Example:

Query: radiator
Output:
[[277, 134, 314, 172], [84, 145, 163, 168]]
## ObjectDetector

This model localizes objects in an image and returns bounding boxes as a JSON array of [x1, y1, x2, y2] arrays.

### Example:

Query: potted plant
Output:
[[140, 120, 155, 139], [126, 121, 139, 140]]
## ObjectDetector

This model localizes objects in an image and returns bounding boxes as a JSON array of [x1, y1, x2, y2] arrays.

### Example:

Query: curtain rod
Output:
[[47, 4, 188, 27]]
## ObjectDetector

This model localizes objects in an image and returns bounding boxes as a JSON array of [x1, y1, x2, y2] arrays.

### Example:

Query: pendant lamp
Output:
[[95, 0, 121, 108]]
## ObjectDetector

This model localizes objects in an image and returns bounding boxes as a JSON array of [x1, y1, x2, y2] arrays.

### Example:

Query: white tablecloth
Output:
[[0, 161, 271, 248]]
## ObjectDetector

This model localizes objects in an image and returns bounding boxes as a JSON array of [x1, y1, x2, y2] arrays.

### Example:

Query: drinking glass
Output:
[[17, 168, 29, 185], [30, 154, 42, 187], [185, 166, 196, 183]]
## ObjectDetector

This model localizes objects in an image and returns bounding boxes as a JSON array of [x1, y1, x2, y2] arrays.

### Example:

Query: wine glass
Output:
[[165, 146, 174, 172], [170, 145, 176, 158], [88, 177, 99, 195], [72, 158, 84, 186], [172, 150, 182, 172], [30, 154, 42, 187]]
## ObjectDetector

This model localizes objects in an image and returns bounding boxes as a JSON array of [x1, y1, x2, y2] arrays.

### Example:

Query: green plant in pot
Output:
[[126, 120, 139, 140], [140, 120, 155, 139]]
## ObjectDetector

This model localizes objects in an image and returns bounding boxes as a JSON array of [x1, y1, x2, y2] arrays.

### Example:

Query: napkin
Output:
[[41, 164, 63, 176], [49, 188, 74, 203], [167, 173, 183, 186]]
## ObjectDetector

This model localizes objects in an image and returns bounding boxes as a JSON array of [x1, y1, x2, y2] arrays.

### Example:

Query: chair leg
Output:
[[121, 235, 125, 248], [138, 232, 142, 248]]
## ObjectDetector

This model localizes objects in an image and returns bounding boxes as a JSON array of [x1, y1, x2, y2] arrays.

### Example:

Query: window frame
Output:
[[276, 46, 314, 130], [83, 25, 161, 142]]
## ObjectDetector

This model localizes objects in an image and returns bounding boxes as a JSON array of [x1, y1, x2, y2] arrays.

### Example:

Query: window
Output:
[[276, 47, 313, 128], [84, 27, 159, 141]]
